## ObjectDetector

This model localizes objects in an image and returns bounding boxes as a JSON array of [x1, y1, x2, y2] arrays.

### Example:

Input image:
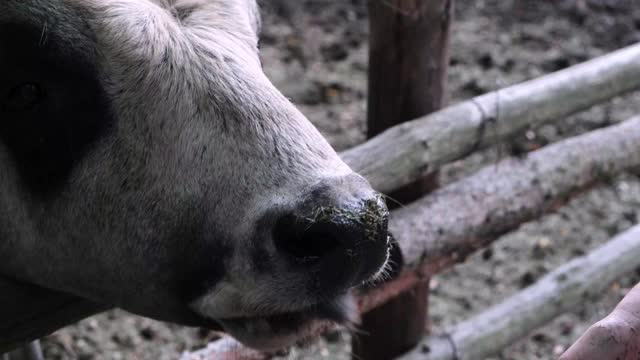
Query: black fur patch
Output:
[[173, 211, 234, 306], [0, 22, 112, 196], [177, 238, 232, 306]]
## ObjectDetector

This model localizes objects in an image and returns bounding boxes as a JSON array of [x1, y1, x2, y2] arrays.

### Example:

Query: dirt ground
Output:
[[41, 0, 640, 359]]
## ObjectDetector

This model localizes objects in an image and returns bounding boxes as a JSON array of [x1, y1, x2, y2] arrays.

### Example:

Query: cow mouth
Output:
[[216, 294, 358, 352]]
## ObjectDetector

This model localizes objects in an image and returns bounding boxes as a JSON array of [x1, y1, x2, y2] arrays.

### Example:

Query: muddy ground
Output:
[[41, 0, 640, 359]]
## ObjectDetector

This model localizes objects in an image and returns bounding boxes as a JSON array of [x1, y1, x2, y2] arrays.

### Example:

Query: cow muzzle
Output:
[[191, 174, 390, 351], [272, 176, 390, 296]]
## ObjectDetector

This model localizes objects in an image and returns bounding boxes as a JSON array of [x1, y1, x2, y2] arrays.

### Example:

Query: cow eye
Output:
[[3, 83, 42, 111]]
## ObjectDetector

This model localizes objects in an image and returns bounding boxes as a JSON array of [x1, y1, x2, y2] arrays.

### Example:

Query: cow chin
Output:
[[215, 294, 358, 352]]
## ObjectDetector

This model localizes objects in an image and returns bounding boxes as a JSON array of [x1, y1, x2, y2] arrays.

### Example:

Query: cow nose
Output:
[[273, 177, 390, 294]]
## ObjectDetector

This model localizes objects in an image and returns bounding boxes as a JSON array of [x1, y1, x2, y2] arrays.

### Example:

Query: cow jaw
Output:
[[195, 293, 359, 352]]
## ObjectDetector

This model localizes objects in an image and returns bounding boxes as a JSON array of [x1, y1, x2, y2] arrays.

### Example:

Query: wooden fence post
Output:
[[352, 0, 453, 359]]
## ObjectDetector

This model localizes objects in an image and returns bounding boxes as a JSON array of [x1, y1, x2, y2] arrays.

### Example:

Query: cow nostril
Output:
[[272, 192, 390, 294], [273, 215, 341, 262]]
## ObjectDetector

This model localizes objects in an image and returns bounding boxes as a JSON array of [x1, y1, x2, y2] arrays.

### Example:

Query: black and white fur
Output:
[[0, 0, 388, 351]]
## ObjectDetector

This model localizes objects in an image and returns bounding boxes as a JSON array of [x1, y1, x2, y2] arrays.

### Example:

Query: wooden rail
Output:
[[399, 225, 640, 360], [342, 42, 640, 194]]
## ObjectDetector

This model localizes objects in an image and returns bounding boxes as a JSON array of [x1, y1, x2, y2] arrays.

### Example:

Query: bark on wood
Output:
[[341, 42, 640, 194], [366, 0, 452, 138], [353, 0, 453, 358], [391, 115, 640, 268], [180, 115, 640, 360], [355, 277, 431, 360], [397, 225, 640, 360], [560, 282, 640, 360], [358, 115, 640, 313]]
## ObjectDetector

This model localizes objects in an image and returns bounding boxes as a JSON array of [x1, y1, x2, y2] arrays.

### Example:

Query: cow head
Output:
[[0, 0, 390, 351]]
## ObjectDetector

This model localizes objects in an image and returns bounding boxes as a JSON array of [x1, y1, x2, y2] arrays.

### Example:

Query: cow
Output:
[[0, 0, 390, 353]]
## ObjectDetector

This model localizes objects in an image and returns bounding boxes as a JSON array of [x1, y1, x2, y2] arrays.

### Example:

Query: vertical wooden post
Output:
[[366, 0, 453, 138], [352, 0, 453, 359]]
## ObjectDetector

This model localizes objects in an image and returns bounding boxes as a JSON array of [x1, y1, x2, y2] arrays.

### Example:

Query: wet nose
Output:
[[273, 175, 390, 294]]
